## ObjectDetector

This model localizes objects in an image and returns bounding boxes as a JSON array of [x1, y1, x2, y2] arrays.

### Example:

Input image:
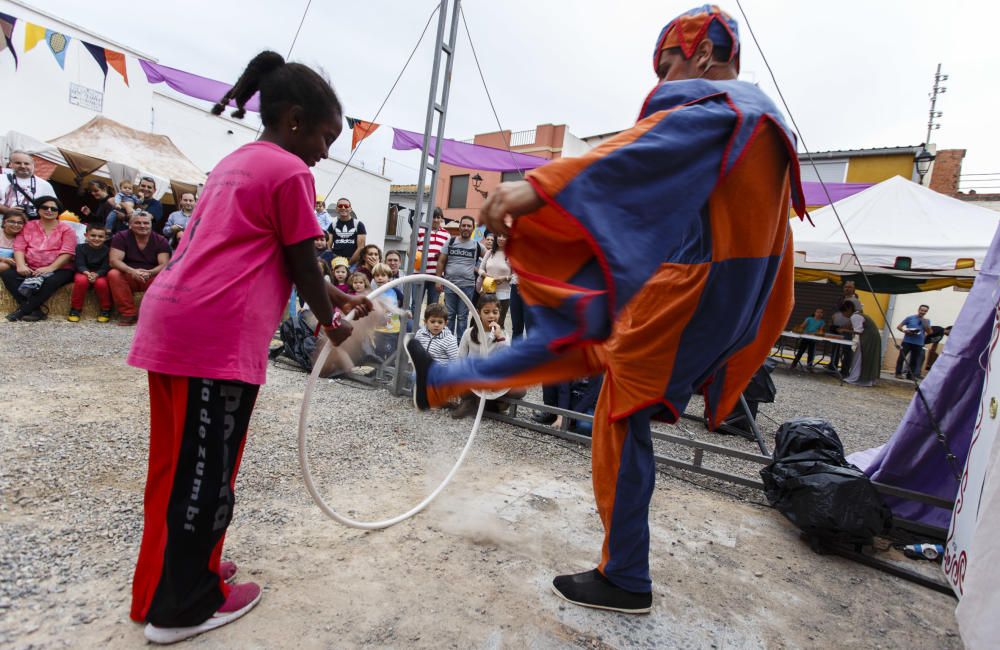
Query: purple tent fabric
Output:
[[848, 221, 1000, 529], [391, 128, 547, 172], [139, 60, 259, 112], [801, 181, 873, 206]]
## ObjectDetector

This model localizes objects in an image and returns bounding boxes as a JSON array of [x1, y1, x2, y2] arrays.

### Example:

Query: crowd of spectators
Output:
[[1, 154, 187, 324]]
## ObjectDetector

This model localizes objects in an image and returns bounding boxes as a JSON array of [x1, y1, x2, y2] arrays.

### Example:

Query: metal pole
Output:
[[392, 0, 462, 395]]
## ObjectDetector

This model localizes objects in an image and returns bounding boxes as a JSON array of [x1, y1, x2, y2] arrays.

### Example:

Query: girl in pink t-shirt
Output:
[[126, 51, 371, 645]]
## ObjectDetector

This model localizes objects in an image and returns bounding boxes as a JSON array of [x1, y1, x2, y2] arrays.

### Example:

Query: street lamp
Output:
[[914, 146, 935, 185], [471, 173, 488, 199]]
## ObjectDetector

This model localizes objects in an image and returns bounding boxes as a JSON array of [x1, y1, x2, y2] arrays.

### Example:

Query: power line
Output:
[[321, 3, 441, 200], [733, 0, 960, 480]]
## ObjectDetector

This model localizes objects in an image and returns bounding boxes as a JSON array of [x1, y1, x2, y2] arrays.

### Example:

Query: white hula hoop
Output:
[[297, 273, 495, 530]]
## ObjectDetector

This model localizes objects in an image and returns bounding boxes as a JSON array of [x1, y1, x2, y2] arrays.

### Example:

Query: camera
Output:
[[20, 203, 37, 219]]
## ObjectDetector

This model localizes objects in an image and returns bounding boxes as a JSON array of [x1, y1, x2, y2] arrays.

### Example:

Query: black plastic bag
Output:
[[760, 418, 892, 546]]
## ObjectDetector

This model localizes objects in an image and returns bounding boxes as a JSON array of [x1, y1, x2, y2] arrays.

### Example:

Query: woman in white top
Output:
[[477, 232, 512, 327]]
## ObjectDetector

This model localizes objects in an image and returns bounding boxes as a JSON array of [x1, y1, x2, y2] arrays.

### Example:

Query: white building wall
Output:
[[0, 1, 157, 138], [561, 130, 592, 158]]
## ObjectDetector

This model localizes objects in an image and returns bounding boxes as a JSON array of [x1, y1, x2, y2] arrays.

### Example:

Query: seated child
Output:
[[452, 293, 526, 418], [413, 303, 458, 366], [69, 223, 112, 323], [114, 179, 139, 209], [349, 271, 370, 295]]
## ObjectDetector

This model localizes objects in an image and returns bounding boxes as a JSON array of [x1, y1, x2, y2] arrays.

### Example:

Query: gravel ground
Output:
[[0, 321, 960, 648]]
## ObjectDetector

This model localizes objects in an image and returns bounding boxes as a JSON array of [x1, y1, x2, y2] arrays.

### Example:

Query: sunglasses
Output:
[[336, 204, 351, 209], [39, 205, 59, 212]]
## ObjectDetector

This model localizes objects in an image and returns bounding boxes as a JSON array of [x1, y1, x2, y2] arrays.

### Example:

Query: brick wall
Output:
[[929, 149, 966, 194]]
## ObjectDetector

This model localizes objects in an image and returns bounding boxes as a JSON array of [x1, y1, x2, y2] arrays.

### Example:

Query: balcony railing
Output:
[[508, 129, 536, 147]]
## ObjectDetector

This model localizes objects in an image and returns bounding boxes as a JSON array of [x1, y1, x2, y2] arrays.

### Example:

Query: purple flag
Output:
[[801, 181, 873, 206], [139, 59, 260, 112], [391, 128, 547, 173]]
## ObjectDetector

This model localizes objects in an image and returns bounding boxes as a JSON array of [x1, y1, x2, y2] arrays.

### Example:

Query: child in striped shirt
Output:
[[412, 302, 458, 365]]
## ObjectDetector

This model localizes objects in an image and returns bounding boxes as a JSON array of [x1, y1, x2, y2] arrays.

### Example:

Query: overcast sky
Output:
[[34, 0, 1000, 189]]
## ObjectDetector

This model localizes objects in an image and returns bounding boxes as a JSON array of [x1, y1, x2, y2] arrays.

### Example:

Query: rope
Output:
[[254, 0, 315, 138], [459, 6, 525, 175], [321, 3, 441, 199], [734, 0, 960, 480]]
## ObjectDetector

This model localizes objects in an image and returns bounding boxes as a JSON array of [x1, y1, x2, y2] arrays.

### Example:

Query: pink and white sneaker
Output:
[[143, 582, 262, 645], [219, 560, 238, 584]]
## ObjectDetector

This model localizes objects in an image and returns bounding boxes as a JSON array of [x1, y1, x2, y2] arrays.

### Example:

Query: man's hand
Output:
[[480, 180, 545, 236], [343, 294, 373, 319], [323, 320, 354, 346]]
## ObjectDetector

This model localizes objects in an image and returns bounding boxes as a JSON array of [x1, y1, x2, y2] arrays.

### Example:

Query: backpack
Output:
[[270, 310, 320, 372]]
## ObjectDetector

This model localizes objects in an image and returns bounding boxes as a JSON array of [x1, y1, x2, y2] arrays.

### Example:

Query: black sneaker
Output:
[[551, 569, 652, 614], [532, 412, 558, 425], [5, 308, 25, 322], [405, 338, 431, 411], [20, 310, 47, 322]]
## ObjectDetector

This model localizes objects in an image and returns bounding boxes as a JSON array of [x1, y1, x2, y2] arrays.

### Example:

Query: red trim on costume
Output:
[[761, 114, 807, 219], [524, 175, 617, 335], [718, 94, 745, 178]]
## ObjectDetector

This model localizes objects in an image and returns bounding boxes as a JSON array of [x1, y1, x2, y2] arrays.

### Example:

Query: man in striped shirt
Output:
[[416, 207, 450, 305]]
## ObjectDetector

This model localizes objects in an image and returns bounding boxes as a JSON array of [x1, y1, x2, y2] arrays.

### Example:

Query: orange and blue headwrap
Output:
[[653, 4, 740, 72]]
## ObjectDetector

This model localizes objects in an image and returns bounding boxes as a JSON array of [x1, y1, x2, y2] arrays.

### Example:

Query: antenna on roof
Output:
[[925, 63, 947, 145]]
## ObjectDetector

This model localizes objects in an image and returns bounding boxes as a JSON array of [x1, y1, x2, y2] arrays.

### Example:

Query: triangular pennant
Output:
[[0, 12, 17, 68], [105, 49, 128, 86], [45, 30, 70, 70], [24, 22, 45, 52], [346, 117, 380, 150], [82, 41, 108, 85]]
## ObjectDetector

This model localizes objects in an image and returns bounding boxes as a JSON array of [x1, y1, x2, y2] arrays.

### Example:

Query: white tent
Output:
[[792, 175, 999, 281], [2, 117, 206, 203]]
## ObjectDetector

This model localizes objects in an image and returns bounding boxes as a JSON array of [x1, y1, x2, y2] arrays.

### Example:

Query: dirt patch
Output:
[[0, 322, 961, 648]]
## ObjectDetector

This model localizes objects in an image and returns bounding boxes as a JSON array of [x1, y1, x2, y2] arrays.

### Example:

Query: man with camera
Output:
[[1, 151, 55, 220]]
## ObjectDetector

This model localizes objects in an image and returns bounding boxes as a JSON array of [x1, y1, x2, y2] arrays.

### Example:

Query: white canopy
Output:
[[2, 117, 206, 203], [792, 175, 998, 277]]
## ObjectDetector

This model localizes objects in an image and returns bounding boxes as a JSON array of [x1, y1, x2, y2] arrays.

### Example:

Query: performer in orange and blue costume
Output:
[[408, 5, 806, 613]]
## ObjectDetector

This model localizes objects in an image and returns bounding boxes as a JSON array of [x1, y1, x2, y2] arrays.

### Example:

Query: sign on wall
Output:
[[68, 82, 102, 112]]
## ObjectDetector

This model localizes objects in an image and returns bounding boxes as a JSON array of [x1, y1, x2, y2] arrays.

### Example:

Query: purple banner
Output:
[[848, 223, 1000, 528], [802, 181, 873, 206], [391, 128, 547, 172], [139, 60, 259, 112]]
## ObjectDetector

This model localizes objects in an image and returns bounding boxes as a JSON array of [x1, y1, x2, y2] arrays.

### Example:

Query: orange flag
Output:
[[106, 49, 128, 85], [346, 117, 379, 150]]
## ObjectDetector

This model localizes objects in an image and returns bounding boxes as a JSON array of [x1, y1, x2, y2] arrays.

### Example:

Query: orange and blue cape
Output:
[[509, 78, 806, 427]]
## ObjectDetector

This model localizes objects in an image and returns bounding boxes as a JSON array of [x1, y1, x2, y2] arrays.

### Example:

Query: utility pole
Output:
[[925, 63, 947, 145], [392, 0, 462, 395]]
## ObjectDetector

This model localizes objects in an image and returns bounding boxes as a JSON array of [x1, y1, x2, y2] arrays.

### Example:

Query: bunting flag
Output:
[[23, 21, 44, 51], [346, 117, 380, 150], [0, 12, 17, 68], [82, 41, 108, 84], [106, 49, 128, 85], [45, 30, 70, 69]]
